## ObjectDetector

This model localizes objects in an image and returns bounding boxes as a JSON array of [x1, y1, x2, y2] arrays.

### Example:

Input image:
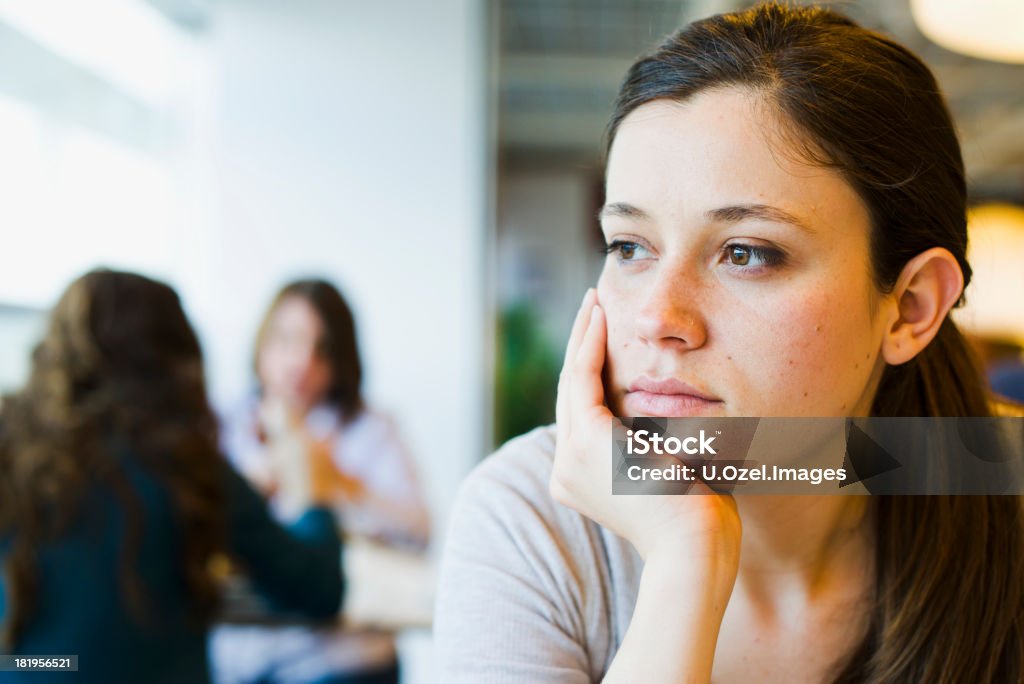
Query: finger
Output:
[[571, 304, 608, 415], [558, 288, 596, 436]]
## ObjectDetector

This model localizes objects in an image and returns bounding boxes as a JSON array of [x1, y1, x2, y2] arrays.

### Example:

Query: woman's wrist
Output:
[[605, 534, 737, 683], [636, 518, 740, 566], [644, 535, 739, 603]]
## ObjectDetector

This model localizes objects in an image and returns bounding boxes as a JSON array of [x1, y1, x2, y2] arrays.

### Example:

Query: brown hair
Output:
[[0, 269, 226, 647], [253, 278, 364, 421], [608, 3, 1022, 681]]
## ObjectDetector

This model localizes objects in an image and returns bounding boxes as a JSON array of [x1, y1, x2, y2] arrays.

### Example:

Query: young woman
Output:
[[435, 4, 1024, 682], [0, 270, 346, 683], [211, 279, 429, 684]]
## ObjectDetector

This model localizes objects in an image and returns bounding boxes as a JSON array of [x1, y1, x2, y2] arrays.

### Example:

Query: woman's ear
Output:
[[880, 247, 964, 365]]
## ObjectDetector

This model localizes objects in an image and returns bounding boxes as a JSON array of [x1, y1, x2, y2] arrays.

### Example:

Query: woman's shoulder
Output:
[[453, 425, 564, 527], [335, 406, 410, 456], [439, 425, 641, 679], [451, 424, 633, 571], [341, 404, 397, 433], [467, 424, 559, 492], [217, 392, 261, 439], [218, 392, 261, 426]]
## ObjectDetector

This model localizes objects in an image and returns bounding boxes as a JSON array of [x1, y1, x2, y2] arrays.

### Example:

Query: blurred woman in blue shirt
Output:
[[0, 269, 347, 683]]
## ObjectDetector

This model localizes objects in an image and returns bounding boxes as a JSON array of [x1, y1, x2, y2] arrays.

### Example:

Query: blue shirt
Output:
[[0, 457, 343, 684]]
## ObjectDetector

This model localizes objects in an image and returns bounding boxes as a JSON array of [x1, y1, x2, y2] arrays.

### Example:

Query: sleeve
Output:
[[222, 461, 344, 619], [335, 412, 431, 549], [433, 438, 597, 683]]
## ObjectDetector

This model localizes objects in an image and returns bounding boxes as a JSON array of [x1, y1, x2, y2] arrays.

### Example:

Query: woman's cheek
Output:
[[602, 313, 627, 397], [597, 275, 625, 352], [764, 307, 874, 415]]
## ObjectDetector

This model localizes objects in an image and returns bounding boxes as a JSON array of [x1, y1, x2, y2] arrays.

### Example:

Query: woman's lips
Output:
[[622, 391, 722, 416], [622, 377, 723, 417]]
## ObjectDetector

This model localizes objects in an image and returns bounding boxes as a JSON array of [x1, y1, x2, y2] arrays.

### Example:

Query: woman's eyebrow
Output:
[[598, 202, 648, 221], [600, 202, 815, 234], [706, 204, 816, 234]]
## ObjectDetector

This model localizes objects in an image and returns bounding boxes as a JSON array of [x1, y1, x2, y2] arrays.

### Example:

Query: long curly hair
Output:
[[0, 269, 227, 647]]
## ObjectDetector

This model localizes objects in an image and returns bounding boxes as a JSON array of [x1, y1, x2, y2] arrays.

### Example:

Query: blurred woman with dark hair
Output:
[[0, 269, 346, 683], [212, 279, 428, 684]]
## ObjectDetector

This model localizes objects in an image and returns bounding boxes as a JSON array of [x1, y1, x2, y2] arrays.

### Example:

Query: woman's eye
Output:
[[602, 240, 651, 261], [724, 243, 785, 269]]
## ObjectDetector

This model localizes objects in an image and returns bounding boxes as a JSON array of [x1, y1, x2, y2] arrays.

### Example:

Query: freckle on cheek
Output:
[[815, 325, 822, 332]]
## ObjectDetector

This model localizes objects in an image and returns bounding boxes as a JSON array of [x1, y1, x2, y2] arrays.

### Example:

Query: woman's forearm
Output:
[[603, 541, 736, 683]]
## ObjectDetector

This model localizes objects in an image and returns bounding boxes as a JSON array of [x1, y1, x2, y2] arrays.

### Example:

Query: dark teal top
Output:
[[0, 458, 344, 683]]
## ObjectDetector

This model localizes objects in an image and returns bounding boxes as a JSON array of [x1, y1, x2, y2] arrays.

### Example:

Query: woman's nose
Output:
[[282, 341, 319, 372], [633, 274, 708, 350]]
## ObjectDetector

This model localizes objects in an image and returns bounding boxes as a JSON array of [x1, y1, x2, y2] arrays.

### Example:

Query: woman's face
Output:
[[599, 89, 890, 418], [257, 295, 333, 412]]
